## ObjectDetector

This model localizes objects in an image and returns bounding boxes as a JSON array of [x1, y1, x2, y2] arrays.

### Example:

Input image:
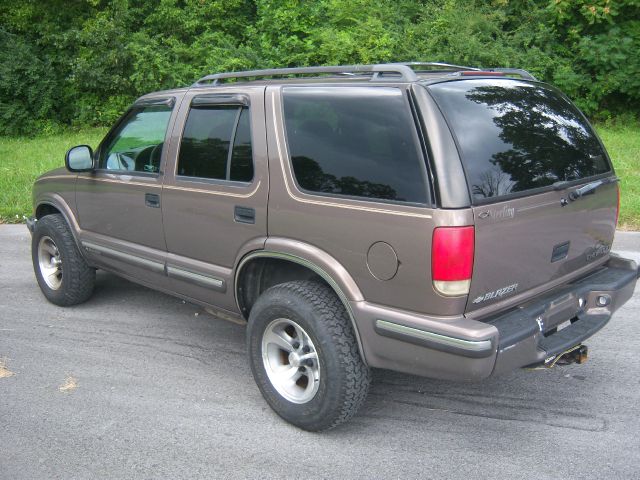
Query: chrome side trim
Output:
[[162, 180, 261, 198], [37, 175, 76, 181], [166, 265, 225, 291], [82, 241, 165, 273], [235, 250, 367, 364], [76, 176, 163, 188], [375, 319, 494, 358]]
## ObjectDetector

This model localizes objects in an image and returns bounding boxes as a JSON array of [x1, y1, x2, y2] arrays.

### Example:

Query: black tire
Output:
[[247, 280, 370, 431], [31, 214, 95, 306]]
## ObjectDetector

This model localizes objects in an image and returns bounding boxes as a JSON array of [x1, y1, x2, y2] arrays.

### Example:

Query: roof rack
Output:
[[392, 61, 480, 72], [487, 68, 537, 81], [191, 62, 536, 86], [192, 62, 484, 86], [400, 63, 537, 81], [193, 64, 417, 86], [451, 68, 538, 81]]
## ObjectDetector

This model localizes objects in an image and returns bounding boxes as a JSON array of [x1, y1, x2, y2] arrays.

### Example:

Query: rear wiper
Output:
[[568, 177, 619, 201]]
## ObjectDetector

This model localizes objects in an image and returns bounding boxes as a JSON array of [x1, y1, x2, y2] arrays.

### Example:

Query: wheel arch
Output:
[[234, 241, 367, 363], [34, 194, 82, 250]]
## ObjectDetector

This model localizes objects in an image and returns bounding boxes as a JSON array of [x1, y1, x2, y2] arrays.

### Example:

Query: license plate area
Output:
[[539, 293, 582, 334], [543, 316, 578, 337]]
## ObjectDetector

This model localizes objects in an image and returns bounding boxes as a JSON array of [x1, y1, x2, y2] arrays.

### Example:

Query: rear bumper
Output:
[[354, 255, 638, 381], [491, 254, 638, 374]]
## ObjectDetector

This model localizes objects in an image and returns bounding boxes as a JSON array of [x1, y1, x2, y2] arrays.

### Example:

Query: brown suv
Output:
[[28, 63, 639, 431]]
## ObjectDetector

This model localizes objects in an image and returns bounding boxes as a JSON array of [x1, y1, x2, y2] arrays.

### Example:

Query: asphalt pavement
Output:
[[1, 225, 639, 479]]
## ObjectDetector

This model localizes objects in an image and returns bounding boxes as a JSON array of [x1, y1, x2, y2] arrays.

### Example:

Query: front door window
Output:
[[99, 103, 173, 174]]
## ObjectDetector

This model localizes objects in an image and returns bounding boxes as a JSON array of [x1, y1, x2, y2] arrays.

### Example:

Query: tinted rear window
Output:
[[428, 80, 610, 202], [282, 87, 428, 204]]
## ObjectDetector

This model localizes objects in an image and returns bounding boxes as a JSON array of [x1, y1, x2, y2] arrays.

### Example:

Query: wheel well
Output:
[[36, 203, 61, 219], [236, 257, 326, 318]]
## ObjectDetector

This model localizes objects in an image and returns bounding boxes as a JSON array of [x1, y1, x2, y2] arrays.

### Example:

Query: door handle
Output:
[[234, 206, 255, 224], [145, 193, 160, 208]]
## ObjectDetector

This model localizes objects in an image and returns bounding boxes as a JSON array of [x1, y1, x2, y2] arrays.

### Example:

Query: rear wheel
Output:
[[247, 280, 370, 431], [32, 214, 95, 306]]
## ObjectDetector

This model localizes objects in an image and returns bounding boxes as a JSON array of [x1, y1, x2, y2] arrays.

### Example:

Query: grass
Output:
[[0, 124, 638, 228], [596, 123, 640, 230], [0, 128, 106, 223]]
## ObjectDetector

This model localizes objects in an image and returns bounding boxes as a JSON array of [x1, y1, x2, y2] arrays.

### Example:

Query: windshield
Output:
[[428, 79, 611, 202]]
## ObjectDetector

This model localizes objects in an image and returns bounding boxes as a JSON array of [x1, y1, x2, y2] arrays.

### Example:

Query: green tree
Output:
[[0, 0, 638, 135]]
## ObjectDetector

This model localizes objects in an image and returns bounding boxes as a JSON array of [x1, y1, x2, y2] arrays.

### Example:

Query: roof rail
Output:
[[191, 62, 536, 86], [193, 64, 421, 86], [391, 61, 481, 72], [402, 63, 537, 81], [486, 68, 537, 81]]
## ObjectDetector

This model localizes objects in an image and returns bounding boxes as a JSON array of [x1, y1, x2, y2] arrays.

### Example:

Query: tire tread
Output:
[[252, 280, 370, 430]]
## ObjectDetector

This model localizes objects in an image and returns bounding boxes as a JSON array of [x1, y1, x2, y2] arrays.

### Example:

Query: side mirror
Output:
[[65, 145, 95, 172]]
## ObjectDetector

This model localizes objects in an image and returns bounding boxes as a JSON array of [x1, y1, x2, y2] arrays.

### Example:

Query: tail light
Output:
[[432, 226, 475, 296], [615, 184, 621, 227]]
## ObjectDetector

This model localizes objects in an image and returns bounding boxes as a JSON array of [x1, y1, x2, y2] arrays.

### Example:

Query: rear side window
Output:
[[282, 87, 428, 204], [178, 105, 253, 182], [428, 80, 610, 202]]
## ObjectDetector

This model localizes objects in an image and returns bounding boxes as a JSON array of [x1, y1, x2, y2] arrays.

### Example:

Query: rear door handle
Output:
[[145, 193, 160, 208], [234, 206, 255, 224]]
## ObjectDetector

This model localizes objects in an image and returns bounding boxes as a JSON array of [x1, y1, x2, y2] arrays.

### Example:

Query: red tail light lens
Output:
[[432, 226, 475, 296]]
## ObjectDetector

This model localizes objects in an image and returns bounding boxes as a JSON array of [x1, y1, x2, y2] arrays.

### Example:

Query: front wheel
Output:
[[247, 280, 370, 431], [31, 214, 95, 306]]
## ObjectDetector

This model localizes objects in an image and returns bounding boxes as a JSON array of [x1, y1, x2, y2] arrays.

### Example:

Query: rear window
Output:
[[282, 86, 428, 204], [428, 80, 610, 202]]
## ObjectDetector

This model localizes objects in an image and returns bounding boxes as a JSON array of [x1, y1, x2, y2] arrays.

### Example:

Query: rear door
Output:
[[427, 79, 618, 314], [160, 86, 268, 311]]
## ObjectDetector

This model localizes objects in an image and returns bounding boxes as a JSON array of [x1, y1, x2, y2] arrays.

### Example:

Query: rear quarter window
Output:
[[282, 86, 428, 204], [427, 80, 611, 202]]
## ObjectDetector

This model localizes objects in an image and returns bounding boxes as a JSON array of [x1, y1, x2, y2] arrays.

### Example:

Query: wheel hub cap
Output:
[[37, 236, 63, 290], [261, 318, 320, 404], [288, 352, 301, 368]]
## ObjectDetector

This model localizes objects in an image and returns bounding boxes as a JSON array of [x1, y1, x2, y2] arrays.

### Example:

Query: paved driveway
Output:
[[1, 225, 639, 479]]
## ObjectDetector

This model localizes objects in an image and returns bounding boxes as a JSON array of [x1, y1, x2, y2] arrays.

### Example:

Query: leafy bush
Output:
[[0, 0, 638, 135]]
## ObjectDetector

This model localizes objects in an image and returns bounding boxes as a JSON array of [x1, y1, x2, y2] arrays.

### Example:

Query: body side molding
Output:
[[166, 265, 226, 291], [82, 241, 165, 273]]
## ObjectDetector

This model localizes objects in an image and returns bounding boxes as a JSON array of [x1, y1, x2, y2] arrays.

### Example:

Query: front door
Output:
[[76, 96, 180, 286], [160, 86, 268, 311]]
